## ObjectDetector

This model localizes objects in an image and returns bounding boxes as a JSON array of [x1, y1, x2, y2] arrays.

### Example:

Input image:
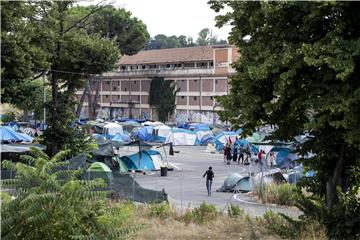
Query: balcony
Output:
[[103, 68, 215, 78]]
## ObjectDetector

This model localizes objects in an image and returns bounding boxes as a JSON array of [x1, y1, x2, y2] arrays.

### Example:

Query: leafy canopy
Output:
[[209, 1, 360, 239]]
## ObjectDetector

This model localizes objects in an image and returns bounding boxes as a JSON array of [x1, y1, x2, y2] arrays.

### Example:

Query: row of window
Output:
[[119, 62, 214, 71]]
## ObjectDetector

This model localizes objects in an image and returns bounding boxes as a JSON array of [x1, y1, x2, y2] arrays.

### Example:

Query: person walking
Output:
[[203, 166, 214, 196]]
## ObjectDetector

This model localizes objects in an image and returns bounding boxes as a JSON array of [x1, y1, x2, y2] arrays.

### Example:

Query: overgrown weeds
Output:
[[254, 183, 297, 205]]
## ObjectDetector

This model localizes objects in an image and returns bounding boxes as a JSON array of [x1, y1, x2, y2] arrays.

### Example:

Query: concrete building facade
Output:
[[77, 45, 238, 124]]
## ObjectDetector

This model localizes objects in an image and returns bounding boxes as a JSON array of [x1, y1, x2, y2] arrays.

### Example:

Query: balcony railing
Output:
[[103, 68, 215, 77]]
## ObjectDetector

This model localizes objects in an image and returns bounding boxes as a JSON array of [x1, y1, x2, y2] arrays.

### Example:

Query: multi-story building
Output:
[[77, 45, 239, 124]]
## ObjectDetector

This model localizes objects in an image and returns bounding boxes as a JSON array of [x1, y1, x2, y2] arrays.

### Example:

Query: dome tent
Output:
[[218, 173, 251, 192], [103, 122, 123, 136], [120, 150, 163, 171], [0, 126, 33, 143], [165, 128, 198, 146]]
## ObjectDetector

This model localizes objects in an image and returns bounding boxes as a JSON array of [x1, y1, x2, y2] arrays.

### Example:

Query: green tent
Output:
[[87, 162, 112, 172], [112, 156, 128, 173]]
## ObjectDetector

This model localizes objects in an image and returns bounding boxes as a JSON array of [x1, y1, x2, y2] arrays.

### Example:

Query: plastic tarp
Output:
[[103, 122, 123, 136], [165, 128, 198, 146], [215, 131, 238, 145], [187, 123, 210, 131], [0, 126, 33, 143], [120, 150, 163, 171]]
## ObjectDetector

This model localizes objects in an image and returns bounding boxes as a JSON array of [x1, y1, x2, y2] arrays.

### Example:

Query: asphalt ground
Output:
[[133, 146, 300, 217]]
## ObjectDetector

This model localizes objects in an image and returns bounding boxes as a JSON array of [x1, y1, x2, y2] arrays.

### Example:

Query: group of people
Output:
[[223, 143, 252, 165], [223, 143, 272, 166]]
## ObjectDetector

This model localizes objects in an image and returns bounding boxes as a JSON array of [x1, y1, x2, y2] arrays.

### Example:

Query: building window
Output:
[[121, 66, 126, 71], [142, 65, 146, 69], [181, 79, 185, 82], [210, 62, 214, 67], [113, 87, 117, 90], [106, 95, 109, 98], [194, 97, 197, 100], [194, 79, 197, 82], [215, 80, 218, 84], [106, 81, 110, 84], [181, 96, 185, 99], [210, 96, 213, 100], [124, 88, 127, 91], [167, 64, 171, 68], [134, 81, 137, 84]]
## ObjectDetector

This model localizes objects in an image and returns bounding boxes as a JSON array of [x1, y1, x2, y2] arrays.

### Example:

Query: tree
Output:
[[1, 148, 138, 239], [1, 1, 120, 155], [209, 1, 360, 238], [149, 77, 179, 122], [70, 5, 150, 119], [197, 28, 211, 46]]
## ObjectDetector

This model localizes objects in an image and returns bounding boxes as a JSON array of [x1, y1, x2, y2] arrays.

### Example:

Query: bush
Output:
[[227, 204, 244, 218], [254, 183, 297, 205], [258, 210, 326, 239], [148, 202, 174, 218], [183, 202, 219, 225]]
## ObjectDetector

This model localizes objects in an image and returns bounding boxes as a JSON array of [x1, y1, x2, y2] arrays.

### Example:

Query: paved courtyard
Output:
[[132, 146, 300, 217]]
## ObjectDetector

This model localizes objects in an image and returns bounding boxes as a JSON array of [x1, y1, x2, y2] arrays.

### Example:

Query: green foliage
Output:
[[1, 148, 139, 239], [148, 202, 174, 218], [254, 183, 297, 206], [0, 111, 16, 123], [68, 5, 149, 55], [184, 202, 219, 225], [227, 204, 244, 218], [149, 77, 179, 122], [258, 210, 326, 239], [209, 1, 360, 238]]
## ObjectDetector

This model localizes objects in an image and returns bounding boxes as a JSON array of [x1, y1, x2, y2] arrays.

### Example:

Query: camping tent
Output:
[[0, 126, 33, 143], [120, 150, 163, 171], [112, 133, 131, 143], [153, 125, 171, 142], [266, 146, 297, 168], [133, 126, 154, 141], [215, 131, 238, 145], [165, 128, 198, 146], [218, 173, 251, 192], [103, 122, 123, 136], [232, 139, 259, 154]]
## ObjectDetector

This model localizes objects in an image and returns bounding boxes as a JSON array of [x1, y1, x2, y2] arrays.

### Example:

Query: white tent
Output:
[[154, 125, 171, 138], [103, 122, 123, 135], [165, 128, 197, 146], [196, 130, 213, 142]]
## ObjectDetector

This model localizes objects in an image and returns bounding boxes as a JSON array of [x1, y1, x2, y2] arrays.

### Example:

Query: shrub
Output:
[[227, 204, 244, 218], [181, 202, 219, 225], [254, 183, 297, 206], [148, 202, 174, 218]]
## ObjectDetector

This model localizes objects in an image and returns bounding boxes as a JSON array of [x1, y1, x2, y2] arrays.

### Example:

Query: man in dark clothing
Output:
[[233, 143, 238, 163], [203, 167, 214, 196]]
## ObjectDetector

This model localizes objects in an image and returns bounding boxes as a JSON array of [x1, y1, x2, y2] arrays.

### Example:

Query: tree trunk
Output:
[[75, 78, 90, 118], [326, 144, 345, 210], [91, 77, 101, 119]]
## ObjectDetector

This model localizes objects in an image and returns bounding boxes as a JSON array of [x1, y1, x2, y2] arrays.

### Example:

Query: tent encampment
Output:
[[133, 126, 154, 141], [120, 150, 163, 171], [103, 122, 123, 136], [112, 133, 131, 143], [165, 128, 198, 146]]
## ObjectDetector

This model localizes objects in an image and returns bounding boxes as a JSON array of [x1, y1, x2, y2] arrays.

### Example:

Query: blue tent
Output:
[[267, 147, 297, 168], [112, 133, 131, 143], [188, 123, 210, 131], [120, 150, 163, 171], [132, 126, 154, 141], [0, 127, 33, 143]]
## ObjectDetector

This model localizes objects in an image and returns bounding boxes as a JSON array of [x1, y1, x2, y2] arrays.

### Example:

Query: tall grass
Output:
[[254, 183, 297, 205]]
